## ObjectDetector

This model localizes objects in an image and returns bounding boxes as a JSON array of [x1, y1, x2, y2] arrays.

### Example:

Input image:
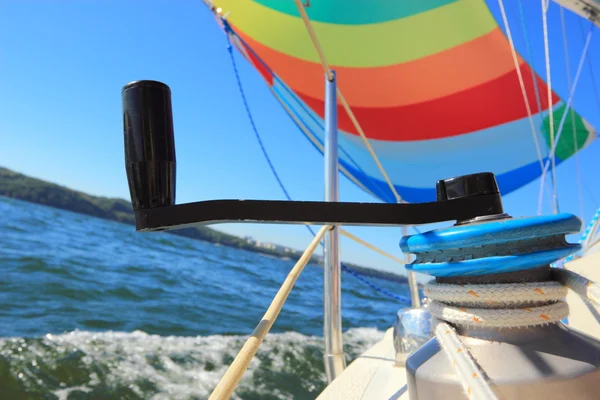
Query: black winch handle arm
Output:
[[122, 80, 505, 232]]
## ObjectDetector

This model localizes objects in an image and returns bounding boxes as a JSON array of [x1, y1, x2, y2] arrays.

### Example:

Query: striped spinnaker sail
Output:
[[212, 0, 596, 203]]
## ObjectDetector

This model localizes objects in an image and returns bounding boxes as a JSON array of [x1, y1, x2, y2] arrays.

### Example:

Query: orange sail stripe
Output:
[[242, 40, 274, 85], [234, 27, 527, 107], [297, 67, 560, 141]]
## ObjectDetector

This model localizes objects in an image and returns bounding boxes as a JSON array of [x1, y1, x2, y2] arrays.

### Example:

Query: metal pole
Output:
[[403, 225, 421, 308], [323, 71, 346, 382]]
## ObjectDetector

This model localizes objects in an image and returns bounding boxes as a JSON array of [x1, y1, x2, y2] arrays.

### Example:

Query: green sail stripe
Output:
[[542, 104, 591, 161]]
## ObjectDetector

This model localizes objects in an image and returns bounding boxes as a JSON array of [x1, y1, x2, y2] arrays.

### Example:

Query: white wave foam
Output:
[[2, 328, 384, 400]]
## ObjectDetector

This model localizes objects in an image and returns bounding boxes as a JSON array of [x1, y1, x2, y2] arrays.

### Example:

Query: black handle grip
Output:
[[436, 172, 500, 201], [122, 80, 176, 210], [120, 81, 506, 232]]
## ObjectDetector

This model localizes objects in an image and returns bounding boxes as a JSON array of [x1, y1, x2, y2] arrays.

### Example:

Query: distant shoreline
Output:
[[0, 167, 409, 284]]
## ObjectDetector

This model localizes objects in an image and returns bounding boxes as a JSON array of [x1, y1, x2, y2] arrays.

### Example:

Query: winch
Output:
[[397, 177, 600, 399], [122, 79, 600, 400]]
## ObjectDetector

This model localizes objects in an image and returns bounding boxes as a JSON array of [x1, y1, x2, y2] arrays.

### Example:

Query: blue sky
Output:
[[1, 0, 599, 275]]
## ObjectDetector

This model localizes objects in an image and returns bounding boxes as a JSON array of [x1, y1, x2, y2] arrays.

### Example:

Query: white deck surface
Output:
[[564, 252, 600, 340], [316, 328, 408, 400]]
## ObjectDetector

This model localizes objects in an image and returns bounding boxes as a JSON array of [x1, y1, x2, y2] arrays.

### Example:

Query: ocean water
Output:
[[0, 196, 412, 399]]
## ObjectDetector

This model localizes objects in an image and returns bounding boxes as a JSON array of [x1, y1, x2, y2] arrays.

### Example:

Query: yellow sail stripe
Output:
[[215, 0, 497, 67]]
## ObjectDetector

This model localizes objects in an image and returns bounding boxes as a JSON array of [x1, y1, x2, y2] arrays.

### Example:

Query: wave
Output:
[[0, 328, 385, 400]]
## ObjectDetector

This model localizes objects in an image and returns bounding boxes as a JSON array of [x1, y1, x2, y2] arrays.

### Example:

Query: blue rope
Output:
[[340, 263, 412, 302], [225, 42, 293, 202], [225, 34, 411, 305], [224, 18, 393, 203]]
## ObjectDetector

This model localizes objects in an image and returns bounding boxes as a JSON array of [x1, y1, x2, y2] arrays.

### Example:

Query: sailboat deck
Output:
[[317, 328, 408, 400], [564, 252, 600, 340], [317, 251, 600, 399]]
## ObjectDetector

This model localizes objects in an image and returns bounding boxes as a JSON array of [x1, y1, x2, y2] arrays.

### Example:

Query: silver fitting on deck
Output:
[[393, 306, 433, 367]]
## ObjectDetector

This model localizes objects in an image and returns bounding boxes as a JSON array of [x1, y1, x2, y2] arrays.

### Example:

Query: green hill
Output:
[[0, 167, 408, 284]]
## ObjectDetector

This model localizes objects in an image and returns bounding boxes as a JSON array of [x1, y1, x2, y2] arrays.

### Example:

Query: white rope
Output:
[[435, 323, 500, 400], [498, 0, 545, 173], [426, 281, 567, 305], [553, 269, 600, 306], [209, 225, 331, 400], [536, 25, 595, 216], [429, 269, 600, 398], [429, 301, 568, 328], [541, 0, 558, 214], [426, 281, 568, 328], [292, 0, 403, 203]]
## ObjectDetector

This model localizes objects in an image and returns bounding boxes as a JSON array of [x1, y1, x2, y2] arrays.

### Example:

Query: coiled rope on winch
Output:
[[427, 280, 569, 328], [400, 211, 600, 400], [424, 268, 600, 400]]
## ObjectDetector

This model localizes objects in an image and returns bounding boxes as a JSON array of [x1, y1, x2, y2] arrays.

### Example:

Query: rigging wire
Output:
[[577, 19, 600, 116], [516, 0, 556, 208], [497, 0, 545, 174], [536, 24, 595, 216], [541, 0, 559, 214], [516, 0, 545, 122], [560, 7, 585, 223]]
